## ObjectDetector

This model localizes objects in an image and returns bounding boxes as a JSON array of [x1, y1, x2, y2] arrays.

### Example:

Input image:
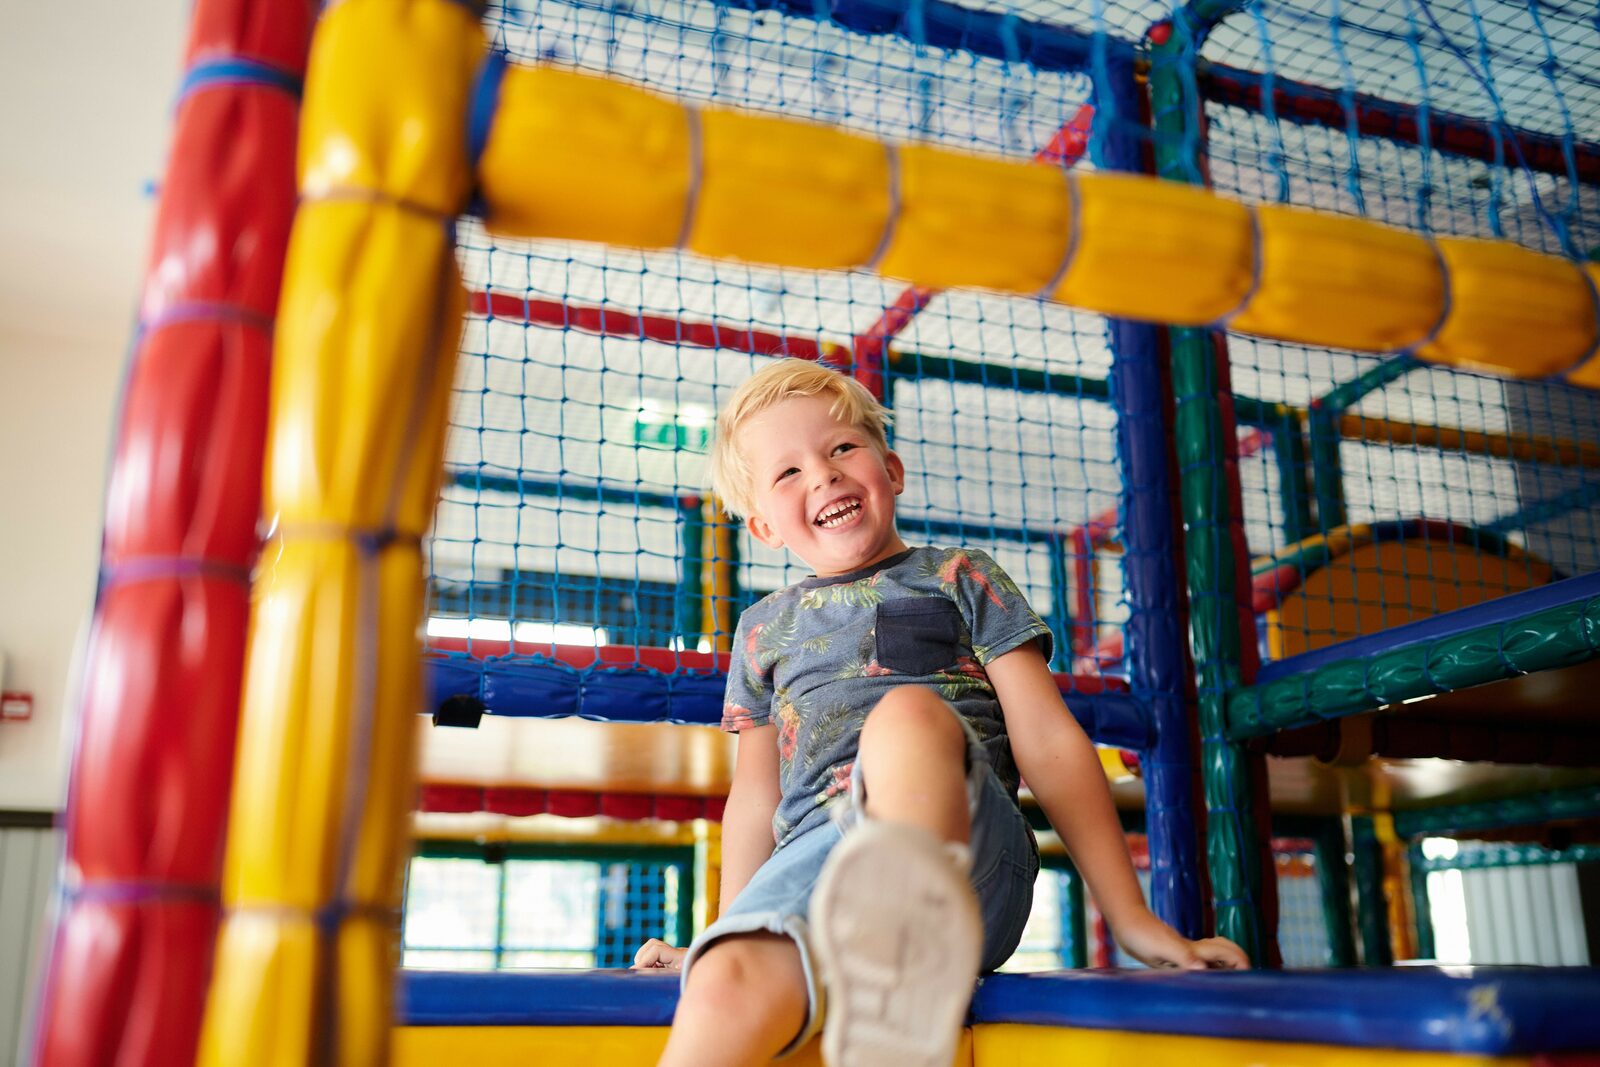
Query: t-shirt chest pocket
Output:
[[875, 598, 964, 675]]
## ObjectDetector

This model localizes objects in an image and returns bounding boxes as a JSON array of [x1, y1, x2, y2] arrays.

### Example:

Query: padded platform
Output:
[[400, 966, 1600, 1055]]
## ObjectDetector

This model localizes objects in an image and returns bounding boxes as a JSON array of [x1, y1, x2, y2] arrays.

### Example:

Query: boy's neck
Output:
[[800, 540, 914, 586]]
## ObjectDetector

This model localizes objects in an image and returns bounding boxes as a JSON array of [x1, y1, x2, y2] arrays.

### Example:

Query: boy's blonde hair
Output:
[[709, 359, 892, 519]]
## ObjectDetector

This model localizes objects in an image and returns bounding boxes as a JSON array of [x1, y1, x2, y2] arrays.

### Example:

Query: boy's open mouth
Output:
[[814, 498, 863, 528]]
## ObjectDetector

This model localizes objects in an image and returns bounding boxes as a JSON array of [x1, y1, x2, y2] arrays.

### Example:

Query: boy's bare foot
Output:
[[809, 821, 980, 1067]]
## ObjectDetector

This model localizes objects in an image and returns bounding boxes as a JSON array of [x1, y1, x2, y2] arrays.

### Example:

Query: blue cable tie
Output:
[[468, 49, 509, 172], [177, 57, 302, 103], [466, 49, 510, 219]]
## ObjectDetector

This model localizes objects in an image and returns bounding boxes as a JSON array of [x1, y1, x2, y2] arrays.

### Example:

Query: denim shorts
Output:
[[678, 705, 1039, 1054]]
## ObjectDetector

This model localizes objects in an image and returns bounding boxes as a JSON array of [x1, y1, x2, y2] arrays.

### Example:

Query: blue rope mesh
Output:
[[1178, 0, 1600, 661], [431, 0, 1147, 710], [416, 0, 1600, 963]]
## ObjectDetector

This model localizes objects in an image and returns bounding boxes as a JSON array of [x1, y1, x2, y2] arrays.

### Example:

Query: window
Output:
[[402, 844, 693, 970], [1000, 864, 1084, 971]]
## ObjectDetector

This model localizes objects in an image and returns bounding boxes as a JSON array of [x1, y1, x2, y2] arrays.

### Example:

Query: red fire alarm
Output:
[[1, 692, 32, 721]]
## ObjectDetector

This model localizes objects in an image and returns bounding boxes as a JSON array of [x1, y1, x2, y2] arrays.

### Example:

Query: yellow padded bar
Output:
[[478, 65, 1600, 383], [1228, 206, 1445, 351], [199, 1, 483, 1064], [393, 1027, 973, 1065], [393, 1025, 1526, 1067]]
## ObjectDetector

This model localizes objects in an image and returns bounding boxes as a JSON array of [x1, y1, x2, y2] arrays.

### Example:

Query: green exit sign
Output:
[[634, 402, 712, 452]]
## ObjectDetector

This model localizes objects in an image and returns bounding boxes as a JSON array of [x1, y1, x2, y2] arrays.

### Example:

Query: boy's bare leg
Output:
[[811, 685, 982, 1067], [658, 931, 809, 1067], [856, 685, 971, 844]]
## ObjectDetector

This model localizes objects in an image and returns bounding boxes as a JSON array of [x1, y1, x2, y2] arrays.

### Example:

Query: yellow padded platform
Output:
[[393, 1024, 1529, 1066]]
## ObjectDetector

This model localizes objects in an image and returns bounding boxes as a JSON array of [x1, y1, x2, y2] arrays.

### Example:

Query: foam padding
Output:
[[391, 1022, 1523, 1066], [967, 969, 1600, 1054], [969, 1024, 1529, 1066], [394, 1026, 675, 1066], [393, 1026, 972, 1066], [199, 0, 483, 1063], [476, 63, 1600, 382], [1228, 205, 1446, 351], [400, 967, 1600, 1055], [402, 970, 680, 1027]]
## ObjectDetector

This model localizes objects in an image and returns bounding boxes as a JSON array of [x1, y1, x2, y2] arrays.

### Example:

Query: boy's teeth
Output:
[[816, 500, 861, 527]]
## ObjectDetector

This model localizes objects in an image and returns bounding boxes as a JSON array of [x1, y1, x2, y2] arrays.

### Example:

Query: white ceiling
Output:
[[1, 3, 187, 349]]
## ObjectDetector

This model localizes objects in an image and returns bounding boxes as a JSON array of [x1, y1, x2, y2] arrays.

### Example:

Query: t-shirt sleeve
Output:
[[949, 549, 1055, 666], [719, 609, 775, 731]]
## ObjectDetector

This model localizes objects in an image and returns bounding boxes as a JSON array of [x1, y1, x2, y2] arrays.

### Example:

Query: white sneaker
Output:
[[809, 821, 981, 1067]]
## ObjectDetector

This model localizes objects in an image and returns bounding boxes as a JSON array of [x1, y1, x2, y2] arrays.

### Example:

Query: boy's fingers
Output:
[[632, 939, 686, 971], [1196, 938, 1250, 969]]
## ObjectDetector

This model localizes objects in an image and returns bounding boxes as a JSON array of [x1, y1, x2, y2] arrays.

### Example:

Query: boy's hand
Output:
[[1116, 912, 1250, 970], [631, 938, 687, 971]]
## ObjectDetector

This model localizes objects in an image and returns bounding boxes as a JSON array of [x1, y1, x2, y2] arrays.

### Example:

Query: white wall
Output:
[[0, 327, 120, 810], [0, 4, 186, 811], [0, 823, 59, 1067]]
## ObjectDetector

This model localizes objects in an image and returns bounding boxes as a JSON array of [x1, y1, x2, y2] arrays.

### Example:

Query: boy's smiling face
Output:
[[739, 393, 909, 577]]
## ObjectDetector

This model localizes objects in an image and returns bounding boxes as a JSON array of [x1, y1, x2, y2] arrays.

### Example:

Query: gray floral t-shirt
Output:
[[721, 546, 1054, 849]]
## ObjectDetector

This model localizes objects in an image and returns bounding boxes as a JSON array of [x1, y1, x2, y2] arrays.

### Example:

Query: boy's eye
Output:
[[833, 443, 857, 456], [776, 467, 799, 482]]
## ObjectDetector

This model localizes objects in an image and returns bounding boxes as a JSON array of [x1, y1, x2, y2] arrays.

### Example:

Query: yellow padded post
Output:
[[702, 496, 738, 653], [200, 1, 483, 1064]]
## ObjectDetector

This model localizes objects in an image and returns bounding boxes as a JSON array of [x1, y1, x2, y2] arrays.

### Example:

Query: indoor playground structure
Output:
[[27, 0, 1600, 1062]]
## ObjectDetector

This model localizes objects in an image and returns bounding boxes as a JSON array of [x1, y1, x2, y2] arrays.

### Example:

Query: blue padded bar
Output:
[[425, 654, 727, 725], [401, 970, 679, 1027], [399, 966, 1600, 1052], [969, 968, 1600, 1053], [1064, 689, 1152, 749], [1256, 569, 1600, 686], [424, 653, 1152, 745], [715, 0, 1137, 73]]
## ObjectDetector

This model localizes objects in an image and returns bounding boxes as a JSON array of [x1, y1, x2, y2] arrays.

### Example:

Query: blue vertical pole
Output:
[[1098, 50, 1205, 940]]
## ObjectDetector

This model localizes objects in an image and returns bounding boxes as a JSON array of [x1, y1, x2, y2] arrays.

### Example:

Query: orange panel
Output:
[[1272, 542, 1553, 657]]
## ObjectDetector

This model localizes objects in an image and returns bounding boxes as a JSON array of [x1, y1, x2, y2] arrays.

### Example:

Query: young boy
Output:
[[632, 359, 1246, 1066]]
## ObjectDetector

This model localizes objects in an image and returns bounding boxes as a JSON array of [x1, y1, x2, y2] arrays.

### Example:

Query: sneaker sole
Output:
[[810, 823, 981, 1067]]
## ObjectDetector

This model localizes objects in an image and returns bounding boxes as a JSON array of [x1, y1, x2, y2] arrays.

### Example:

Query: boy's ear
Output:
[[746, 512, 785, 549], [885, 450, 906, 496]]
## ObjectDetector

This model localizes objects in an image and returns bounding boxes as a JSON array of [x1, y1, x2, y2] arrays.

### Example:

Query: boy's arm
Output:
[[986, 640, 1248, 970], [718, 723, 782, 910], [633, 723, 780, 970]]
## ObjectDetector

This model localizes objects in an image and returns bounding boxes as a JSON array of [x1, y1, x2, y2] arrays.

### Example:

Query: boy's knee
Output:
[[864, 686, 964, 751], [682, 933, 806, 1017]]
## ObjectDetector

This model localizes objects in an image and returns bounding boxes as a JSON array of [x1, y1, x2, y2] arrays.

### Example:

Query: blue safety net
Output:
[[428, 0, 1178, 727], [416, 0, 1600, 972], [1182, 0, 1600, 664]]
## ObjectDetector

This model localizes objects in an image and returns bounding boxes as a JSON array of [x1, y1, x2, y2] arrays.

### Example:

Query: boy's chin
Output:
[[803, 540, 898, 577]]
